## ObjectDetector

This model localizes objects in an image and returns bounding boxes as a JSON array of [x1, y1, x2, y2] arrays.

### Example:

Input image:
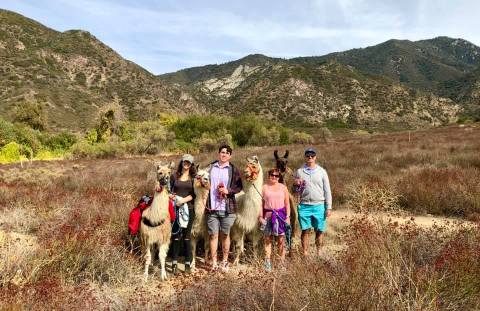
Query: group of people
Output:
[[165, 144, 332, 275]]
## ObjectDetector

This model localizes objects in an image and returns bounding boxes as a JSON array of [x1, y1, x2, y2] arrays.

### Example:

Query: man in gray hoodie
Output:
[[294, 147, 332, 257]]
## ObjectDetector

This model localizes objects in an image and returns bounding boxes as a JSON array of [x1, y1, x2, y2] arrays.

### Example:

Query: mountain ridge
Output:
[[0, 9, 202, 131], [1, 8, 478, 131]]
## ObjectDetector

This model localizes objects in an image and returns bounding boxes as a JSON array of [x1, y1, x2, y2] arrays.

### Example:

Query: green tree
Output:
[[13, 100, 48, 131]]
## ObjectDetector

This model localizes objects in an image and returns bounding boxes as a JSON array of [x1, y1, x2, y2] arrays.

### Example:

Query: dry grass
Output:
[[0, 124, 479, 310]]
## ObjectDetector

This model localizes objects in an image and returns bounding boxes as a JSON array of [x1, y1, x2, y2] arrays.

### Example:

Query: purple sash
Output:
[[263, 206, 287, 235]]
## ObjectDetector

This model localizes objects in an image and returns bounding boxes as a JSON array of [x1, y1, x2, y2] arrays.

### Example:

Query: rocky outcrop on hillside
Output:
[[189, 61, 459, 127]]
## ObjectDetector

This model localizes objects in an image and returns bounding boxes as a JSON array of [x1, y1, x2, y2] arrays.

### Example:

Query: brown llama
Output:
[[274, 150, 299, 238]]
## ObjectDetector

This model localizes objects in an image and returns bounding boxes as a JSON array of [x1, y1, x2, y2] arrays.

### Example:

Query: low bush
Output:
[[175, 215, 480, 310], [398, 167, 480, 218]]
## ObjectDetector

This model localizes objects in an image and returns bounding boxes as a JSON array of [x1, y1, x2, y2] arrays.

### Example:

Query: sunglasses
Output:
[[269, 174, 280, 178], [305, 154, 316, 158]]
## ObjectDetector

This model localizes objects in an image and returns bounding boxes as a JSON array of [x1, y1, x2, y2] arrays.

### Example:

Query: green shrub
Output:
[[13, 100, 48, 131], [0, 142, 25, 163], [0, 118, 17, 146], [70, 141, 127, 159], [44, 132, 77, 150], [172, 139, 198, 153], [14, 125, 42, 154], [35, 149, 65, 160], [291, 131, 314, 144]]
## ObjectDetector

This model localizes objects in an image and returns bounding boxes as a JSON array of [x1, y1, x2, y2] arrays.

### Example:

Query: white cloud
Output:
[[2, 0, 480, 73]]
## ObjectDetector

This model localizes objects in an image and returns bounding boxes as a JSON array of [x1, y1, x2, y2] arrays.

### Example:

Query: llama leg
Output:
[[159, 244, 168, 281], [191, 239, 197, 268], [204, 238, 210, 265], [144, 246, 151, 281], [233, 232, 244, 265]]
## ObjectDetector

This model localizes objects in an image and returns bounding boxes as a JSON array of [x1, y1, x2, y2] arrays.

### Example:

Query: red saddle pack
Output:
[[128, 195, 175, 235]]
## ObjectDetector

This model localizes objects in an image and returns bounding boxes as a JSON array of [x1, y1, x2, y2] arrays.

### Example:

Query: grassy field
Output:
[[0, 124, 479, 310]]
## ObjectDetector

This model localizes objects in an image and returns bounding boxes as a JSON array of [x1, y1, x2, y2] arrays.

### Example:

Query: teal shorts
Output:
[[298, 203, 327, 232]]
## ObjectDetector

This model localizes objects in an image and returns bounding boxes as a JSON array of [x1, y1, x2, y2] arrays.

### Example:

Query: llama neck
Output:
[[245, 169, 263, 195], [194, 187, 208, 218], [145, 188, 169, 221], [241, 170, 264, 212]]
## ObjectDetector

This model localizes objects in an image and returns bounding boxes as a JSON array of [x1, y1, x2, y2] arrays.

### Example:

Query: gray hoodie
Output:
[[294, 165, 332, 209]]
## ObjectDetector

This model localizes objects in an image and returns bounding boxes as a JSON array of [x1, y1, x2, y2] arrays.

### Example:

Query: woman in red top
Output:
[[258, 168, 290, 272]]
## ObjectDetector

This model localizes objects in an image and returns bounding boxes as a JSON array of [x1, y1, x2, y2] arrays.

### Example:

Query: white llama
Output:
[[140, 161, 175, 281], [231, 156, 263, 265], [190, 167, 210, 268]]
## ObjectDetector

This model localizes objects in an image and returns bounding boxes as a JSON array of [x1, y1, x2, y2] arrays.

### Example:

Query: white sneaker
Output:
[[221, 261, 229, 272]]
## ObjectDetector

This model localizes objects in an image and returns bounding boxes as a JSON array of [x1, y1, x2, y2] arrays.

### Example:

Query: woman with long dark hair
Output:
[[169, 154, 196, 275]]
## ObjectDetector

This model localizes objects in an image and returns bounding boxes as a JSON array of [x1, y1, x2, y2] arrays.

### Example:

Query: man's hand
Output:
[[326, 209, 332, 218], [294, 178, 303, 186], [219, 187, 229, 196]]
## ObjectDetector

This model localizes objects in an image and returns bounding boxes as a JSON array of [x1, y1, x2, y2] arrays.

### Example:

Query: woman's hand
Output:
[[258, 217, 266, 225], [294, 178, 302, 186], [176, 198, 184, 207], [326, 209, 332, 218], [168, 194, 175, 200], [286, 216, 291, 225]]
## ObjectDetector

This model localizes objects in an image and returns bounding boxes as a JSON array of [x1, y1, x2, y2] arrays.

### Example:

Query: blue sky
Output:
[[2, 0, 480, 74]]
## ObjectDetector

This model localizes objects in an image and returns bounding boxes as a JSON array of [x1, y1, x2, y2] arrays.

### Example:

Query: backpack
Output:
[[128, 195, 153, 235]]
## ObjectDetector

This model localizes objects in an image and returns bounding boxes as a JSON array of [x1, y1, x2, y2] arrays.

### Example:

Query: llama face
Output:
[[195, 169, 210, 189], [156, 162, 173, 186], [244, 156, 261, 181], [274, 150, 289, 174]]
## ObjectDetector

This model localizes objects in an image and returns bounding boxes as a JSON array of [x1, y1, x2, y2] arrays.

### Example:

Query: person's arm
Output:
[[176, 195, 193, 206], [258, 186, 266, 224], [227, 166, 243, 196], [284, 185, 291, 223], [323, 169, 333, 213]]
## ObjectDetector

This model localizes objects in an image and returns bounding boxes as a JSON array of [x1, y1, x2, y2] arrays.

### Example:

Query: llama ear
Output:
[[252, 155, 259, 163], [284, 150, 289, 159], [169, 161, 176, 169], [274, 150, 279, 160], [195, 164, 200, 171]]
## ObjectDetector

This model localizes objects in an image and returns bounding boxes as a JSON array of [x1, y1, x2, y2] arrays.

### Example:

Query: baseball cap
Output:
[[182, 154, 194, 163], [304, 148, 316, 156]]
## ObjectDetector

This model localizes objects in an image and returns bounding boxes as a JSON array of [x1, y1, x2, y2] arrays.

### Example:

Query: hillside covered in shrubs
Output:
[[0, 111, 315, 163]]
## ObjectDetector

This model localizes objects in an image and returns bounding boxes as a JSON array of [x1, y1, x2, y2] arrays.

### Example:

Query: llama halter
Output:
[[245, 163, 260, 181]]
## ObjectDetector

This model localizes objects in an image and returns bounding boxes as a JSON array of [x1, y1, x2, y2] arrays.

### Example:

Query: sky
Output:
[[2, 0, 480, 74]]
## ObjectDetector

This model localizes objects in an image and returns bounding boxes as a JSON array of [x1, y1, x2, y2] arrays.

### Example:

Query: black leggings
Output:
[[171, 208, 195, 264]]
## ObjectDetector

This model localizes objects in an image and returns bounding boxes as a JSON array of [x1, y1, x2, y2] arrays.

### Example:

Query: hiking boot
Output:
[[264, 260, 272, 272], [185, 263, 192, 274], [172, 264, 178, 276], [220, 261, 229, 272]]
